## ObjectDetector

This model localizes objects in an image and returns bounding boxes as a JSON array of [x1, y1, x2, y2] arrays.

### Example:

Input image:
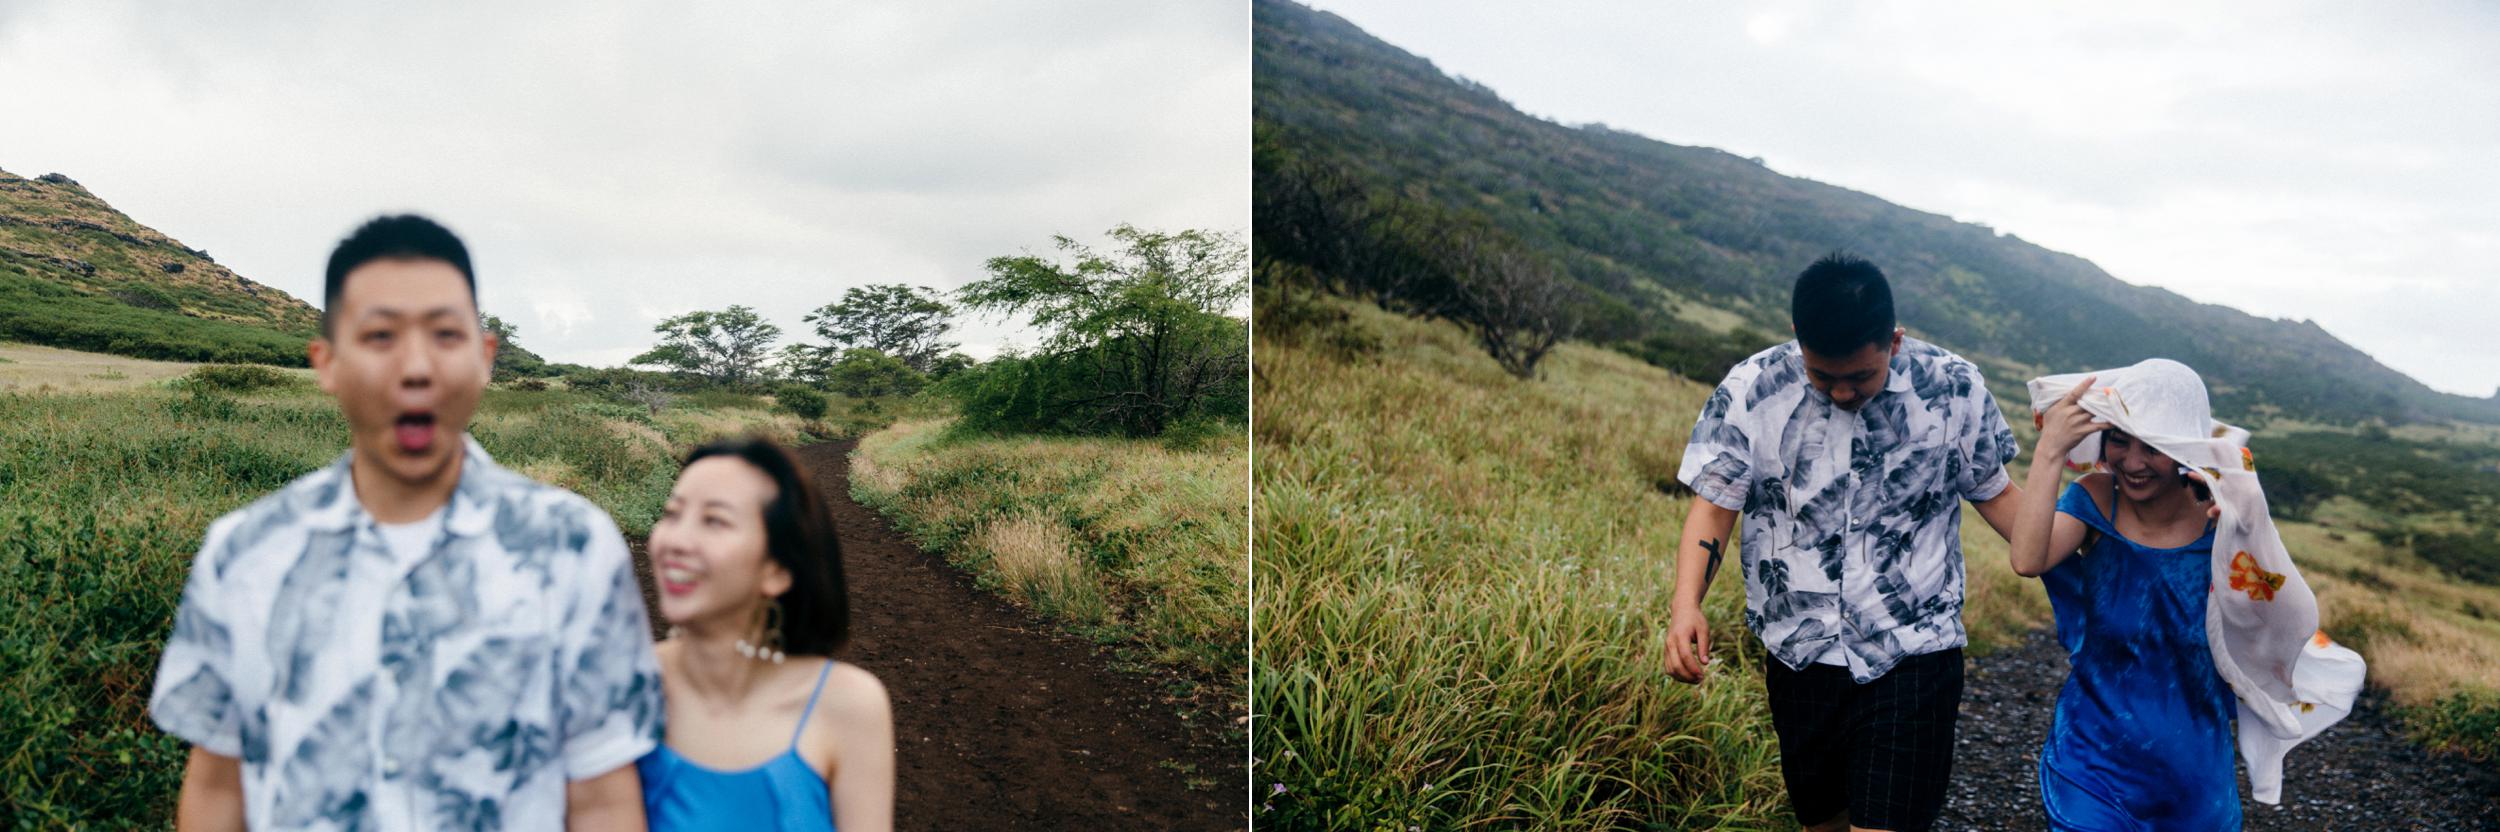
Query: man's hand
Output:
[[1666, 602, 1712, 684], [1666, 497, 1740, 685], [176, 747, 246, 832]]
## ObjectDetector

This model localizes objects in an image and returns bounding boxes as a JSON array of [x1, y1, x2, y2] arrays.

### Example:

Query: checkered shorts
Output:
[[1763, 647, 1963, 832]]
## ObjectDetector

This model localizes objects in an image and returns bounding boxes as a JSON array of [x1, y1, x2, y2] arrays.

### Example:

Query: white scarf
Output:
[[2027, 359, 2366, 805]]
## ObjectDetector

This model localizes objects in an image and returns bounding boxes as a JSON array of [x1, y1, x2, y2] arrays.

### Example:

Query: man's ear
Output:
[[1889, 326, 1905, 356], [309, 336, 337, 395], [480, 329, 500, 372]]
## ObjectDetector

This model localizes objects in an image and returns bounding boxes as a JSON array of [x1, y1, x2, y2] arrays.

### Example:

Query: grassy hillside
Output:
[[852, 419, 1248, 710], [1252, 293, 2500, 828], [1252, 0, 2500, 427], [0, 169, 322, 366], [0, 362, 810, 828]]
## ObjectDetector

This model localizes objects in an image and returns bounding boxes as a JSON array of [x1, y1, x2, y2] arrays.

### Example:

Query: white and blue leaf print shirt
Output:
[[150, 436, 663, 831], [1678, 338, 2018, 683]]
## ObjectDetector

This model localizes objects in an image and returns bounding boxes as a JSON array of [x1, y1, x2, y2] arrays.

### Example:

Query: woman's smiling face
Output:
[[2102, 429, 2188, 504], [650, 456, 789, 628]]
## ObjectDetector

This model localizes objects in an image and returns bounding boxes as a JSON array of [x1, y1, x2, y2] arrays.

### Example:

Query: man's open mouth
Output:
[[394, 411, 437, 454]]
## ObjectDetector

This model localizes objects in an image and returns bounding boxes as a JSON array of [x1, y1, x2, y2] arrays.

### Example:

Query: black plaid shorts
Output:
[[1763, 646, 1963, 832]]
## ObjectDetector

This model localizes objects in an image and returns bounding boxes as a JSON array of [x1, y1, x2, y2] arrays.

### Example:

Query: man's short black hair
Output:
[[1791, 252, 1895, 356], [323, 214, 475, 335]]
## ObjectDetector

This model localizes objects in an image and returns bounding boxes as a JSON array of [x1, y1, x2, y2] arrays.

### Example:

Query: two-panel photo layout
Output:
[[2, 1, 2494, 830]]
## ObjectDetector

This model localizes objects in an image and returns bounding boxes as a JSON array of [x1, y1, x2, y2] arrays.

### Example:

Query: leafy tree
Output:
[[630, 305, 781, 387], [924, 352, 976, 381], [828, 347, 924, 398], [803, 285, 958, 372], [961, 225, 1248, 436], [772, 342, 836, 388], [480, 313, 551, 380]]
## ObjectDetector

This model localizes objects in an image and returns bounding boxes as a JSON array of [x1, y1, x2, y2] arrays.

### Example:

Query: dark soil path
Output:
[[625, 438, 1242, 830], [1939, 628, 2500, 830]]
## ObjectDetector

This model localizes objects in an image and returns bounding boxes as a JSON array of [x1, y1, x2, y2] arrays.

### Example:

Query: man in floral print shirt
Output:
[[150, 215, 660, 830], [1666, 254, 2023, 832]]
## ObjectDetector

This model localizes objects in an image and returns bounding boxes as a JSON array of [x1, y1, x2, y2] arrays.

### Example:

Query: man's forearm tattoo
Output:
[[1700, 537, 1725, 593]]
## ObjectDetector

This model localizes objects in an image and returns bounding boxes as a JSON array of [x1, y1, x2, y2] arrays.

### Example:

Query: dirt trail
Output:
[[1938, 629, 2500, 830], [626, 438, 1241, 831]]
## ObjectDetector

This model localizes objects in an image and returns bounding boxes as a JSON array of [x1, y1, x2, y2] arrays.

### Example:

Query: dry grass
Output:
[[0, 340, 311, 393], [973, 512, 1109, 624], [852, 417, 1246, 684], [1256, 298, 1789, 828]]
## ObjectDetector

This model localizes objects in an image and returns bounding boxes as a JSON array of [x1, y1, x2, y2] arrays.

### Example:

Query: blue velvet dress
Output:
[[2038, 482, 2239, 830]]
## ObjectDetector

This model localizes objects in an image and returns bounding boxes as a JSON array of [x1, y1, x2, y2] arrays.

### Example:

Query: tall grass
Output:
[[0, 374, 809, 828], [1252, 297, 2049, 829], [850, 418, 1248, 692]]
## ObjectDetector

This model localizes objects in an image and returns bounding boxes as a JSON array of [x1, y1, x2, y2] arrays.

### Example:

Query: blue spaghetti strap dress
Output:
[[639, 658, 840, 831], [2037, 481, 2240, 830]]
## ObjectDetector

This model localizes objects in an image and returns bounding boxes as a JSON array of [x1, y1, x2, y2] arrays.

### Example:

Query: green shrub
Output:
[[2402, 690, 2500, 766], [775, 385, 828, 421], [178, 363, 295, 393], [0, 271, 312, 366]]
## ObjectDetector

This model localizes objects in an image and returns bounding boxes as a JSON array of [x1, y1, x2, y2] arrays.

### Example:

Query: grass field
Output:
[[851, 418, 1249, 705], [1251, 293, 2499, 829], [0, 358, 817, 828]]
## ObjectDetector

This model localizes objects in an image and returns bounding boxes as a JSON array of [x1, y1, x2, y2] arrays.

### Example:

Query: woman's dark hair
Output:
[[684, 436, 849, 655]]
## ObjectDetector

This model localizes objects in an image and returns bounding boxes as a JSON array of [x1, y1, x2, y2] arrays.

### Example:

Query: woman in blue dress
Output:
[[2007, 375, 2240, 830], [642, 438, 895, 831]]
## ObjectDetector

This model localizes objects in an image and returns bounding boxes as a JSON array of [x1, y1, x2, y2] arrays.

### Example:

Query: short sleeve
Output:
[[554, 505, 664, 780], [1678, 365, 1762, 512], [1956, 378, 2019, 501], [150, 515, 244, 757]]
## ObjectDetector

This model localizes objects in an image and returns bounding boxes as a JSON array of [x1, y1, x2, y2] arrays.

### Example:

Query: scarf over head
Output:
[[2027, 359, 2366, 804]]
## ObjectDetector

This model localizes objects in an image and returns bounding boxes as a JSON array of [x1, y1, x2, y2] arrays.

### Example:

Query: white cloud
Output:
[[0, 0, 1246, 367]]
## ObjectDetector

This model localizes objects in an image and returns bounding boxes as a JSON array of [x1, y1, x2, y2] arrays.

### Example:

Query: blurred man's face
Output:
[[311, 258, 497, 490], [1799, 330, 1901, 412]]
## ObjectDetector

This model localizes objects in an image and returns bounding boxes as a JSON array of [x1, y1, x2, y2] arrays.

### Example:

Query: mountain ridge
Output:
[[0, 167, 322, 365], [1254, 0, 2487, 426]]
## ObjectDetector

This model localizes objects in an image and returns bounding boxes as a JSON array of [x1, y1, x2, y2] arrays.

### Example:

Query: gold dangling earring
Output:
[[762, 599, 786, 664]]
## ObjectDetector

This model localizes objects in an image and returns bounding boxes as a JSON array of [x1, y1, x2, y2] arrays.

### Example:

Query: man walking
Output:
[[1666, 254, 2021, 832], [151, 215, 661, 830]]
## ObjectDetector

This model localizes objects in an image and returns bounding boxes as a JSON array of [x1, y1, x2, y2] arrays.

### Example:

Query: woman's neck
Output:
[[673, 620, 770, 709], [2117, 485, 2203, 535]]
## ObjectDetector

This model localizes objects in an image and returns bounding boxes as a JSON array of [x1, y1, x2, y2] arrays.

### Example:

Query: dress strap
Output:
[[790, 658, 836, 747]]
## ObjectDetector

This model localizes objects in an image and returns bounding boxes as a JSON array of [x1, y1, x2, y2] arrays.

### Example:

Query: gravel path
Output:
[[1939, 629, 2500, 830]]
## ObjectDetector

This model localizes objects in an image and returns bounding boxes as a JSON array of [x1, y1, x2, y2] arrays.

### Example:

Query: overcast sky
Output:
[[0, 1, 1246, 366], [1303, 0, 2500, 397]]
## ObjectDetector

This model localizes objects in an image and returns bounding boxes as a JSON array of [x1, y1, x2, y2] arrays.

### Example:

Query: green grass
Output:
[[0, 268, 313, 366], [851, 418, 1247, 701], [1256, 298, 1780, 829], [0, 378, 811, 828], [1257, 293, 2500, 829]]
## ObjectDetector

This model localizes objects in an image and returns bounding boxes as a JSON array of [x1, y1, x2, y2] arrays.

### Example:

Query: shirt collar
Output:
[[1883, 346, 1916, 394], [302, 434, 503, 538]]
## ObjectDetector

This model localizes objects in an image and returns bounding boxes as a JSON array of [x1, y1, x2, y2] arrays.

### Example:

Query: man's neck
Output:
[[350, 445, 463, 524]]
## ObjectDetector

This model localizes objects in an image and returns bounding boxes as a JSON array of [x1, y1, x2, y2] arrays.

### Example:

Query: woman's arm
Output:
[[2009, 379, 2101, 577], [822, 665, 896, 832]]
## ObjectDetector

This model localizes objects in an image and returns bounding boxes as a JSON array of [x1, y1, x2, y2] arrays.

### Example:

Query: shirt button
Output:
[[382, 759, 401, 777]]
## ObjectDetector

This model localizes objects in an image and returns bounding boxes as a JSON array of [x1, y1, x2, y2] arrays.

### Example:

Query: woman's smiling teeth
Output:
[[660, 563, 701, 595]]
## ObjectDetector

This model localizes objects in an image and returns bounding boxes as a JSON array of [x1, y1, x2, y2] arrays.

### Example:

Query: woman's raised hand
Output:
[[2038, 376, 2109, 459]]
